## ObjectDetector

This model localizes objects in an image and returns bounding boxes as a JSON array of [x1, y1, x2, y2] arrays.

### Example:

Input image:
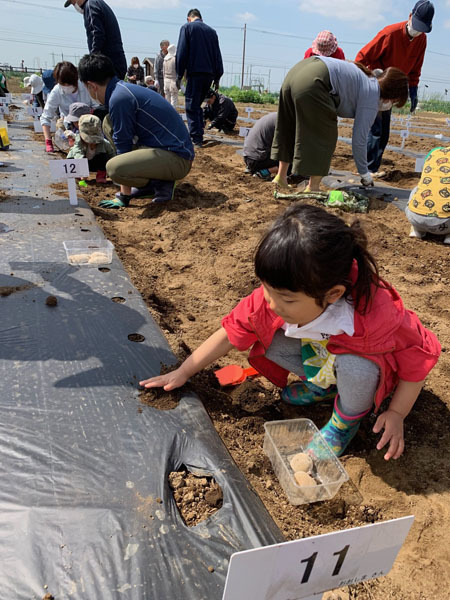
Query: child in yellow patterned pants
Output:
[[406, 146, 450, 244]]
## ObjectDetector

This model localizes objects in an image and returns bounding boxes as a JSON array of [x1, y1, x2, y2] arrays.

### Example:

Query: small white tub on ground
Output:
[[263, 418, 349, 505], [63, 240, 114, 266]]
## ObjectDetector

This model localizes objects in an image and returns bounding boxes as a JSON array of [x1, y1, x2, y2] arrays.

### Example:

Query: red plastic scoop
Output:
[[214, 365, 259, 386]]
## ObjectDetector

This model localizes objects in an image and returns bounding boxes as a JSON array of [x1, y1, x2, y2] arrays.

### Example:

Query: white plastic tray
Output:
[[263, 418, 349, 505], [63, 240, 114, 266]]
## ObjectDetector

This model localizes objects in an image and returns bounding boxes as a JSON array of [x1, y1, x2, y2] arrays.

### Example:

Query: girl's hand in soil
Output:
[[140, 327, 234, 393], [373, 409, 405, 461], [140, 366, 188, 391]]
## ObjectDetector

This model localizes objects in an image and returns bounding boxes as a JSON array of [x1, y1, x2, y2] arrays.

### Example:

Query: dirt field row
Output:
[[13, 104, 450, 599]]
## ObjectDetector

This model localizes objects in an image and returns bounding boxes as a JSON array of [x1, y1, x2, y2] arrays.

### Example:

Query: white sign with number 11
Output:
[[222, 516, 414, 600]]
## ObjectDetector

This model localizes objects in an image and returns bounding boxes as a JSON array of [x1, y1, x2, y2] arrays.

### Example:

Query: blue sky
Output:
[[2, 0, 450, 97]]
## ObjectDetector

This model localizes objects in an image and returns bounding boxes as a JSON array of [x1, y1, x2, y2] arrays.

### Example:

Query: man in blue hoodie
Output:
[[64, 0, 127, 80], [78, 54, 194, 208], [176, 8, 223, 147]]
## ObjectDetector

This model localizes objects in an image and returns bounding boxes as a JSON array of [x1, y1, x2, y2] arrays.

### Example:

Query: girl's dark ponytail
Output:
[[349, 220, 381, 314]]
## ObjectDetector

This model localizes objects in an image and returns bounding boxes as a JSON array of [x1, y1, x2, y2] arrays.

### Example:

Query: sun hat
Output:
[[24, 74, 44, 95], [411, 1, 434, 33], [66, 102, 91, 123], [311, 31, 338, 57], [78, 114, 104, 144]]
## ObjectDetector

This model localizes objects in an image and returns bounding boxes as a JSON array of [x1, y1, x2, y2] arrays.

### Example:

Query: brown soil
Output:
[[168, 468, 223, 527], [61, 112, 450, 598], [45, 295, 57, 307], [0, 284, 34, 297]]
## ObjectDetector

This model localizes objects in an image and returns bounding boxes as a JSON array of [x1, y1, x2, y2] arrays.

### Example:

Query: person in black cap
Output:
[[203, 89, 237, 134], [355, 1, 434, 175], [64, 0, 127, 80]]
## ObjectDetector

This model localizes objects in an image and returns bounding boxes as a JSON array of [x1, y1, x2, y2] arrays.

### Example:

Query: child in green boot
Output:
[[139, 204, 441, 460]]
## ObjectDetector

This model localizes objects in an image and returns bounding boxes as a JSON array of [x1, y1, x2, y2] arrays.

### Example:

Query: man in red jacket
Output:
[[355, 1, 434, 174]]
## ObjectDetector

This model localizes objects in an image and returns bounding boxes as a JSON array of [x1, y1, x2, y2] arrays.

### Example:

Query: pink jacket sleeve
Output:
[[221, 288, 262, 351], [392, 310, 441, 381]]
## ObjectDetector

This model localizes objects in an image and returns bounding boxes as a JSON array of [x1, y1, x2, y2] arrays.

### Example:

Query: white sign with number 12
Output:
[[49, 159, 89, 206], [222, 516, 414, 600]]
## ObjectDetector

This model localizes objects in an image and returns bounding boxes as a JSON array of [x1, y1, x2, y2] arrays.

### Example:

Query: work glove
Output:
[[176, 77, 181, 90], [213, 79, 220, 92], [99, 194, 130, 209], [360, 172, 374, 187], [409, 86, 418, 113]]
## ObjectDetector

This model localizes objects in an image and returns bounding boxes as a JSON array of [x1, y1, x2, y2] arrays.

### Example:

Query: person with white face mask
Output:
[[64, 0, 127, 80], [126, 56, 145, 85], [272, 57, 409, 191], [356, 1, 434, 175], [40, 61, 97, 153]]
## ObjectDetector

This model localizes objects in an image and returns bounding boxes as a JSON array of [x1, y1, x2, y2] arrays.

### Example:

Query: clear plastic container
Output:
[[263, 418, 349, 505], [63, 240, 114, 266]]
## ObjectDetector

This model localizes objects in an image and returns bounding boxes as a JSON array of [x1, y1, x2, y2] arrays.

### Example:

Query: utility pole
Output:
[[241, 23, 246, 90]]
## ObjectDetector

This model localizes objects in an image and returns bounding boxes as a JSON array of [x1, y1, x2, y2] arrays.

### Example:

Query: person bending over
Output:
[[203, 89, 237, 133], [406, 146, 450, 244], [40, 61, 96, 153], [78, 53, 194, 208], [243, 112, 284, 180]]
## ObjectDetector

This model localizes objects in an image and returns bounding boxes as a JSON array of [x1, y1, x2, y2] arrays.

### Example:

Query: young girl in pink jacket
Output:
[[140, 204, 440, 459]]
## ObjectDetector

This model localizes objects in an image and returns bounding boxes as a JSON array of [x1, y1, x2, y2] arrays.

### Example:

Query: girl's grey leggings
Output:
[[265, 330, 379, 416]]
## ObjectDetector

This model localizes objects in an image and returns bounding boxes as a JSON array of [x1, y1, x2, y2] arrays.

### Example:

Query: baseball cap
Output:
[[311, 31, 338, 57], [66, 102, 91, 123], [79, 114, 104, 144], [411, 1, 434, 33], [205, 89, 216, 99]]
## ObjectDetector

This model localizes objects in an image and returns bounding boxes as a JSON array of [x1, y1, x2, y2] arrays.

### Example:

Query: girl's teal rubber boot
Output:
[[281, 378, 336, 406], [320, 397, 370, 456]]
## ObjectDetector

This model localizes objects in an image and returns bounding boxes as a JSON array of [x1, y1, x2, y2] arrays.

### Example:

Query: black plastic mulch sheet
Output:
[[0, 113, 283, 599]]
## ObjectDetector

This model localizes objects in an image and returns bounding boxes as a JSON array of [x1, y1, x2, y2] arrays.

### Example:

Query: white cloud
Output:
[[236, 11, 257, 23], [108, 0, 181, 8], [299, 0, 391, 25]]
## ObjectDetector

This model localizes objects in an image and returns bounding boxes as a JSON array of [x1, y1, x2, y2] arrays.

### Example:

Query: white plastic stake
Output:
[[239, 126, 251, 137], [67, 177, 78, 206], [245, 107, 254, 114], [27, 106, 42, 117], [400, 129, 409, 149], [49, 158, 89, 208], [415, 157, 426, 172], [223, 516, 414, 600]]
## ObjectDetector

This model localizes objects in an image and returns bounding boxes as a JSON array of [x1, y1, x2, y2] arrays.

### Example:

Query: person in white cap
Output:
[[24, 74, 44, 108], [304, 31, 345, 60], [163, 44, 179, 108]]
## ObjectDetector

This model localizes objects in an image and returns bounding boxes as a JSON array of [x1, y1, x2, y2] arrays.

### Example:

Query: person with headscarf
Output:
[[304, 31, 345, 60]]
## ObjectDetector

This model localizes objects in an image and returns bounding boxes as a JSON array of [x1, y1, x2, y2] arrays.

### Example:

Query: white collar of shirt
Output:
[[282, 298, 355, 341]]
